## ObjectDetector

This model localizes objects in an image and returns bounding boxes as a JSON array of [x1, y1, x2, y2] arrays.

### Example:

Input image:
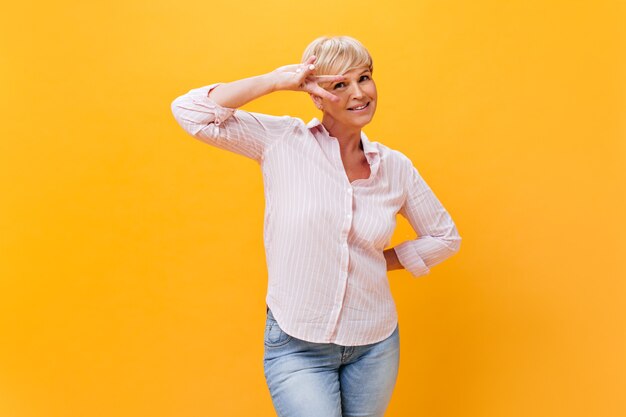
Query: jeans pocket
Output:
[[264, 312, 292, 348]]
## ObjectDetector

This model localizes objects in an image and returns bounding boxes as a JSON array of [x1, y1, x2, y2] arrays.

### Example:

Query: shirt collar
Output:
[[306, 118, 380, 158]]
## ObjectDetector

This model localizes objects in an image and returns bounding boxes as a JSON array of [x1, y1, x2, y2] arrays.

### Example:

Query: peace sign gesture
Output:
[[269, 55, 345, 102]]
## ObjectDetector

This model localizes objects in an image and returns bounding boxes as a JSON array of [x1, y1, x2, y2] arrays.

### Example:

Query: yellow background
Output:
[[1, 0, 625, 416]]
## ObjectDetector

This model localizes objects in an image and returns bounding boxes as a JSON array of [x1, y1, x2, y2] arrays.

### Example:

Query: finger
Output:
[[296, 65, 315, 75], [297, 67, 319, 89], [297, 66, 314, 74], [299, 76, 313, 91], [311, 85, 341, 102], [311, 75, 345, 81], [297, 56, 317, 74], [310, 75, 345, 94]]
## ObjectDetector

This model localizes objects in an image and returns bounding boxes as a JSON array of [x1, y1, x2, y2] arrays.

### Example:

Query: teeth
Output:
[[351, 103, 368, 110]]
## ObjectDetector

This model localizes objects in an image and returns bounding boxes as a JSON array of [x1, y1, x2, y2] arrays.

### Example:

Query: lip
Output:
[[348, 102, 370, 112]]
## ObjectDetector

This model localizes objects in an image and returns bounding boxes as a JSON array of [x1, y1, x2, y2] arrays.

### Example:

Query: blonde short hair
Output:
[[301, 35, 374, 79]]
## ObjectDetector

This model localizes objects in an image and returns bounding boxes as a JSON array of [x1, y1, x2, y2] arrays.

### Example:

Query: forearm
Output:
[[384, 248, 404, 272], [201, 56, 344, 110], [207, 73, 276, 109]]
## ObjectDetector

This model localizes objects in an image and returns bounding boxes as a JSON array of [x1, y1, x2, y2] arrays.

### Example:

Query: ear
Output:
[[310, 93, 323, 110]]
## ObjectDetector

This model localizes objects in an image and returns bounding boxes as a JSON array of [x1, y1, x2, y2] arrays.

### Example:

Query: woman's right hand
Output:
[[268, 55, 345, 102]]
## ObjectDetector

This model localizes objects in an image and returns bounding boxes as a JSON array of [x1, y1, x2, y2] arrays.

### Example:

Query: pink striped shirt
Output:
[[171, 83, 461, 345]]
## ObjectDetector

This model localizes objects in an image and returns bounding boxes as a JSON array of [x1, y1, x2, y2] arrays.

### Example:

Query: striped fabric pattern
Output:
[[171, 83, 461, 345]]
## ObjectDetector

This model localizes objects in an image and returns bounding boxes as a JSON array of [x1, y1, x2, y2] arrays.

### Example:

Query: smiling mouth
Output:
[[348, 102, 370, 111]]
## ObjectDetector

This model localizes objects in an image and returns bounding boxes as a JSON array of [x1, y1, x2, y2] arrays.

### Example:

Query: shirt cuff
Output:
[[393, 241, 431, 278]]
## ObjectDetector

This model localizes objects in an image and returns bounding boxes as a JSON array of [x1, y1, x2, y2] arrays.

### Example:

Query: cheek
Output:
[[326, 97, 348, 111]]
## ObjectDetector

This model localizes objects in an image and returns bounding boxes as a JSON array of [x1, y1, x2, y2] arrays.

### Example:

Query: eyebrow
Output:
[[346, 68, 370, 75], [336, 68, 371, 78]]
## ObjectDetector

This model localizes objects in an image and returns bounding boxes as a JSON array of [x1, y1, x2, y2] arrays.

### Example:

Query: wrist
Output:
[[261, 72, 279, 94]]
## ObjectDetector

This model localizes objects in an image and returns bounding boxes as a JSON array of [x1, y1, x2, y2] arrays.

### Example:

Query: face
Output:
[[315, 66, 377, 130]]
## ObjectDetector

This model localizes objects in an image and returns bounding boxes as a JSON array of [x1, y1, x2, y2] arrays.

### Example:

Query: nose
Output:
[[350, 82, 364, 98]]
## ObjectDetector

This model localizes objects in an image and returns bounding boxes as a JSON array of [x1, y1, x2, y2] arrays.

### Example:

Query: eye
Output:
[[333, 82, 346, 90], [359, 75, 370, 81]]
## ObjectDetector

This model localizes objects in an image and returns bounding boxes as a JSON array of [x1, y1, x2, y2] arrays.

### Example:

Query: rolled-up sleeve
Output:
[[394, 163, 462, 278], [170, 83, 294, 163]]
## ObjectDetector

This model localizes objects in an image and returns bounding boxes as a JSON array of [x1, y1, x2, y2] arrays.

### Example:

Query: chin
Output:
[[349, 120, 372, 130], [355, 114, 375, 128]]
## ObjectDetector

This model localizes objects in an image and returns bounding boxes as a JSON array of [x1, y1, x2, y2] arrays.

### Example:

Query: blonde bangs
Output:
[[301, 36, 374, 79]]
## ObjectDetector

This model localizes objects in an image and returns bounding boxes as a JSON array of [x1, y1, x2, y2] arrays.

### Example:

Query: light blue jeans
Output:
[[263, 307, 400, 417]]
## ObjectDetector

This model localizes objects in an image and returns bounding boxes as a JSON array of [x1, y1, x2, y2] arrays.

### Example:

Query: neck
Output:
[[321, 116, 363, 154]]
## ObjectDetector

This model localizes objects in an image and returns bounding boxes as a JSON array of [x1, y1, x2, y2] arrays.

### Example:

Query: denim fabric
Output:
[[263, 307, 400, 417]]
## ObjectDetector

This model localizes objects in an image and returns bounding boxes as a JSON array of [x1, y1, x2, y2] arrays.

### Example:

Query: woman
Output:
[[171, 35, 461, 417]]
